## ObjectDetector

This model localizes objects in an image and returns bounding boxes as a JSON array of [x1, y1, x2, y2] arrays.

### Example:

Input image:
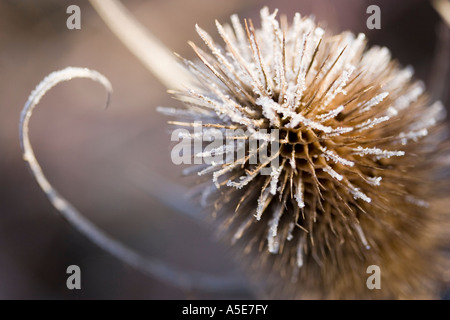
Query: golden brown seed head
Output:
[[160, 8, 450, 299]]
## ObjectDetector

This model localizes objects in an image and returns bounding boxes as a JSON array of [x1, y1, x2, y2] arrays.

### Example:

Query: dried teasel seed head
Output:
[[159, 8, 450, 299]]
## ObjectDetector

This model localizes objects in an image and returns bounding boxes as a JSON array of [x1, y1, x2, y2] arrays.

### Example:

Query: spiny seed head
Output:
[[159, 8, 450, 299]]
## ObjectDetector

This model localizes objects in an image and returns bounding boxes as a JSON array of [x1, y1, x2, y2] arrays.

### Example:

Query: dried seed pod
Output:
[[160, 8, 450, 299]]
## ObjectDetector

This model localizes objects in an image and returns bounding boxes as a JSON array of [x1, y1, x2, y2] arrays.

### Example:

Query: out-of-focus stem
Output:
[[433, 0, 450, 28], [429, 22, 450, 102], [89, 0, 195, 90]]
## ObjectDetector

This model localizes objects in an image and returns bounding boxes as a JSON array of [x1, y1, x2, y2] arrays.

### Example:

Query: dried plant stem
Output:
[[429, 22, 450, 102], [19, 67, 246, 294], [89, 0, 195, 90], [433, 0, 450, 28]]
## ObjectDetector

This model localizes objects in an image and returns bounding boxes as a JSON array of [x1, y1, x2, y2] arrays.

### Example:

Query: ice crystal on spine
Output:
[[160, 8, 449, 299]]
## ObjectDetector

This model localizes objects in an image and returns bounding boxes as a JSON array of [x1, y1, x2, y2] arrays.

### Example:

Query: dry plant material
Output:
[[20, 67, 245, 294], [160, 8, 450, 299]]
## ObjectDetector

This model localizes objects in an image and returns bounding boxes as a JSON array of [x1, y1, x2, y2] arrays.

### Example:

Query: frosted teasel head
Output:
[[19, 2, 450, 300], [161, 7, 449, 298]]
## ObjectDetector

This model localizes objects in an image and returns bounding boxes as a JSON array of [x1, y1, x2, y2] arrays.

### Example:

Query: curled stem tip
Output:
[[20, 67, 246, 294]]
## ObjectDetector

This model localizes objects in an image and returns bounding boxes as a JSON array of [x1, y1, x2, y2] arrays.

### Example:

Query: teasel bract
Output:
[[158, 7, 450, 299]]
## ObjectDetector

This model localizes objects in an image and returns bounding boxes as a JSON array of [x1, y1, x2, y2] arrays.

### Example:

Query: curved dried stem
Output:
[[433, 0, 450, 28], [89, 0, 195, 90], [429, 22, 450, 102], [19, 67, 248, 294]]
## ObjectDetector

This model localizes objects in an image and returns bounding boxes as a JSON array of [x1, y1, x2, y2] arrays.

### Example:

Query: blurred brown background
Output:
[[0, 0, 448, 299]]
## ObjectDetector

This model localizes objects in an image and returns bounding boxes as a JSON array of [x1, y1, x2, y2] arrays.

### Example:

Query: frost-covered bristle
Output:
[[160, 7, 449, 299], [320, 147, 355, 167], [323, 165, 343, 181]]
